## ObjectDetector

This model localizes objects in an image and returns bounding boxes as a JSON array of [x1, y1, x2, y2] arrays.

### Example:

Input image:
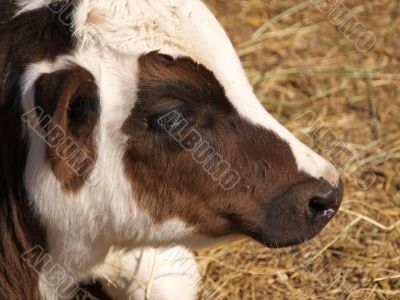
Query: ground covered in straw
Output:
[[197, 1, 400, 299]]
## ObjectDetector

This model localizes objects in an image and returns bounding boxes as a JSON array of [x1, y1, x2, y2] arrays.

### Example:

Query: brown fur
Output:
[[75, 281, 113, 300], [0, 108, 46, 299], [0, 0, 341, 296], [122, 52, 312, 241], [0, 1, 83, 298], [33, 66, 100, 192]]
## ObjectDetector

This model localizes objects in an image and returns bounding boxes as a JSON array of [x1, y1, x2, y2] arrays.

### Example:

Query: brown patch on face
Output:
[[122, 52, 313, 241], [33, 66, 100, 192]]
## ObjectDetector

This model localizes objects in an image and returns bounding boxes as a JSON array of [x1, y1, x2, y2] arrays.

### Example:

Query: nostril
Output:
[[308, 193, 338, 219], [309, 198, 329, 212]]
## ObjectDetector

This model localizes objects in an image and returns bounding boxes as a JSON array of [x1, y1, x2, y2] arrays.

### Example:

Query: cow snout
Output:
[[258, 178, 343, 248]]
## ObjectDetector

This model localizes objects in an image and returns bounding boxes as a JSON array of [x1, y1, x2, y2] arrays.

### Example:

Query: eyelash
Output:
[[148, 109, 187, 134]]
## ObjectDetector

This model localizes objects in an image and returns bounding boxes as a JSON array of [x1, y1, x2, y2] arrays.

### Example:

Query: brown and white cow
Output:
[[0, 0, 343, 299]]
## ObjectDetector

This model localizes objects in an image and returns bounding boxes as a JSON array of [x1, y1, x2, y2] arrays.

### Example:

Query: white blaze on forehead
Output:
[[75, 0, 339, 185], [173, 1, 340, 185]]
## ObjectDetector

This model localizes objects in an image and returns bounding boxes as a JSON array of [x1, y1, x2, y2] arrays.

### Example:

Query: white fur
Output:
[[18, 0, 340, 298], [16, 0, 53, 16], [72, 0, 339, 185], [22, 52, 195, 298], [94, 246, 200, 300]]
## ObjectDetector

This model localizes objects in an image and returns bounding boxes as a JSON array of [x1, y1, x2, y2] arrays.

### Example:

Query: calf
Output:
[[0, 0, 343, 299]]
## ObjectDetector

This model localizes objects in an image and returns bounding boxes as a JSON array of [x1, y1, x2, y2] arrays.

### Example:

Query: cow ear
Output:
[[34, 67, 100, 191]]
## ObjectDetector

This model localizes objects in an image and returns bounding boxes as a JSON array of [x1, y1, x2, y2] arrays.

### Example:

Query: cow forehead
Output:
[[73, 0, 334, 181], [29, 0, 250, 93], [19, 0, 337, 183], [18, 0, 272, 122]]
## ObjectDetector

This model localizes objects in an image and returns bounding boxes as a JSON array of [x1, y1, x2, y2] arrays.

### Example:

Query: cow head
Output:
[[17, 0, 343, 271]]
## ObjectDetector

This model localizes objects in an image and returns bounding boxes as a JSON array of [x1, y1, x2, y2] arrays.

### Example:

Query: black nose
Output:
[[259, 178, 343, 248]]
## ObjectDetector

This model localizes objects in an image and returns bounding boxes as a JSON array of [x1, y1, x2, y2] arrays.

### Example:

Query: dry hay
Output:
[[196, 1, 400, 299]]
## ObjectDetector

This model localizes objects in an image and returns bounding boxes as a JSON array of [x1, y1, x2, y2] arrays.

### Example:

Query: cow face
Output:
[[121, 52, 343, 247], [19, 0, 343, 261]]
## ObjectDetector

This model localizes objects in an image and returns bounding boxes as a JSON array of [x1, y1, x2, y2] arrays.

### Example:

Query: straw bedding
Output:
[[196, 1, 400, 299]]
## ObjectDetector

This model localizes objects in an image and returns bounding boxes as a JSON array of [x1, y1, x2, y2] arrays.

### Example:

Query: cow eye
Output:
[[148, 109, 187, 133]]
